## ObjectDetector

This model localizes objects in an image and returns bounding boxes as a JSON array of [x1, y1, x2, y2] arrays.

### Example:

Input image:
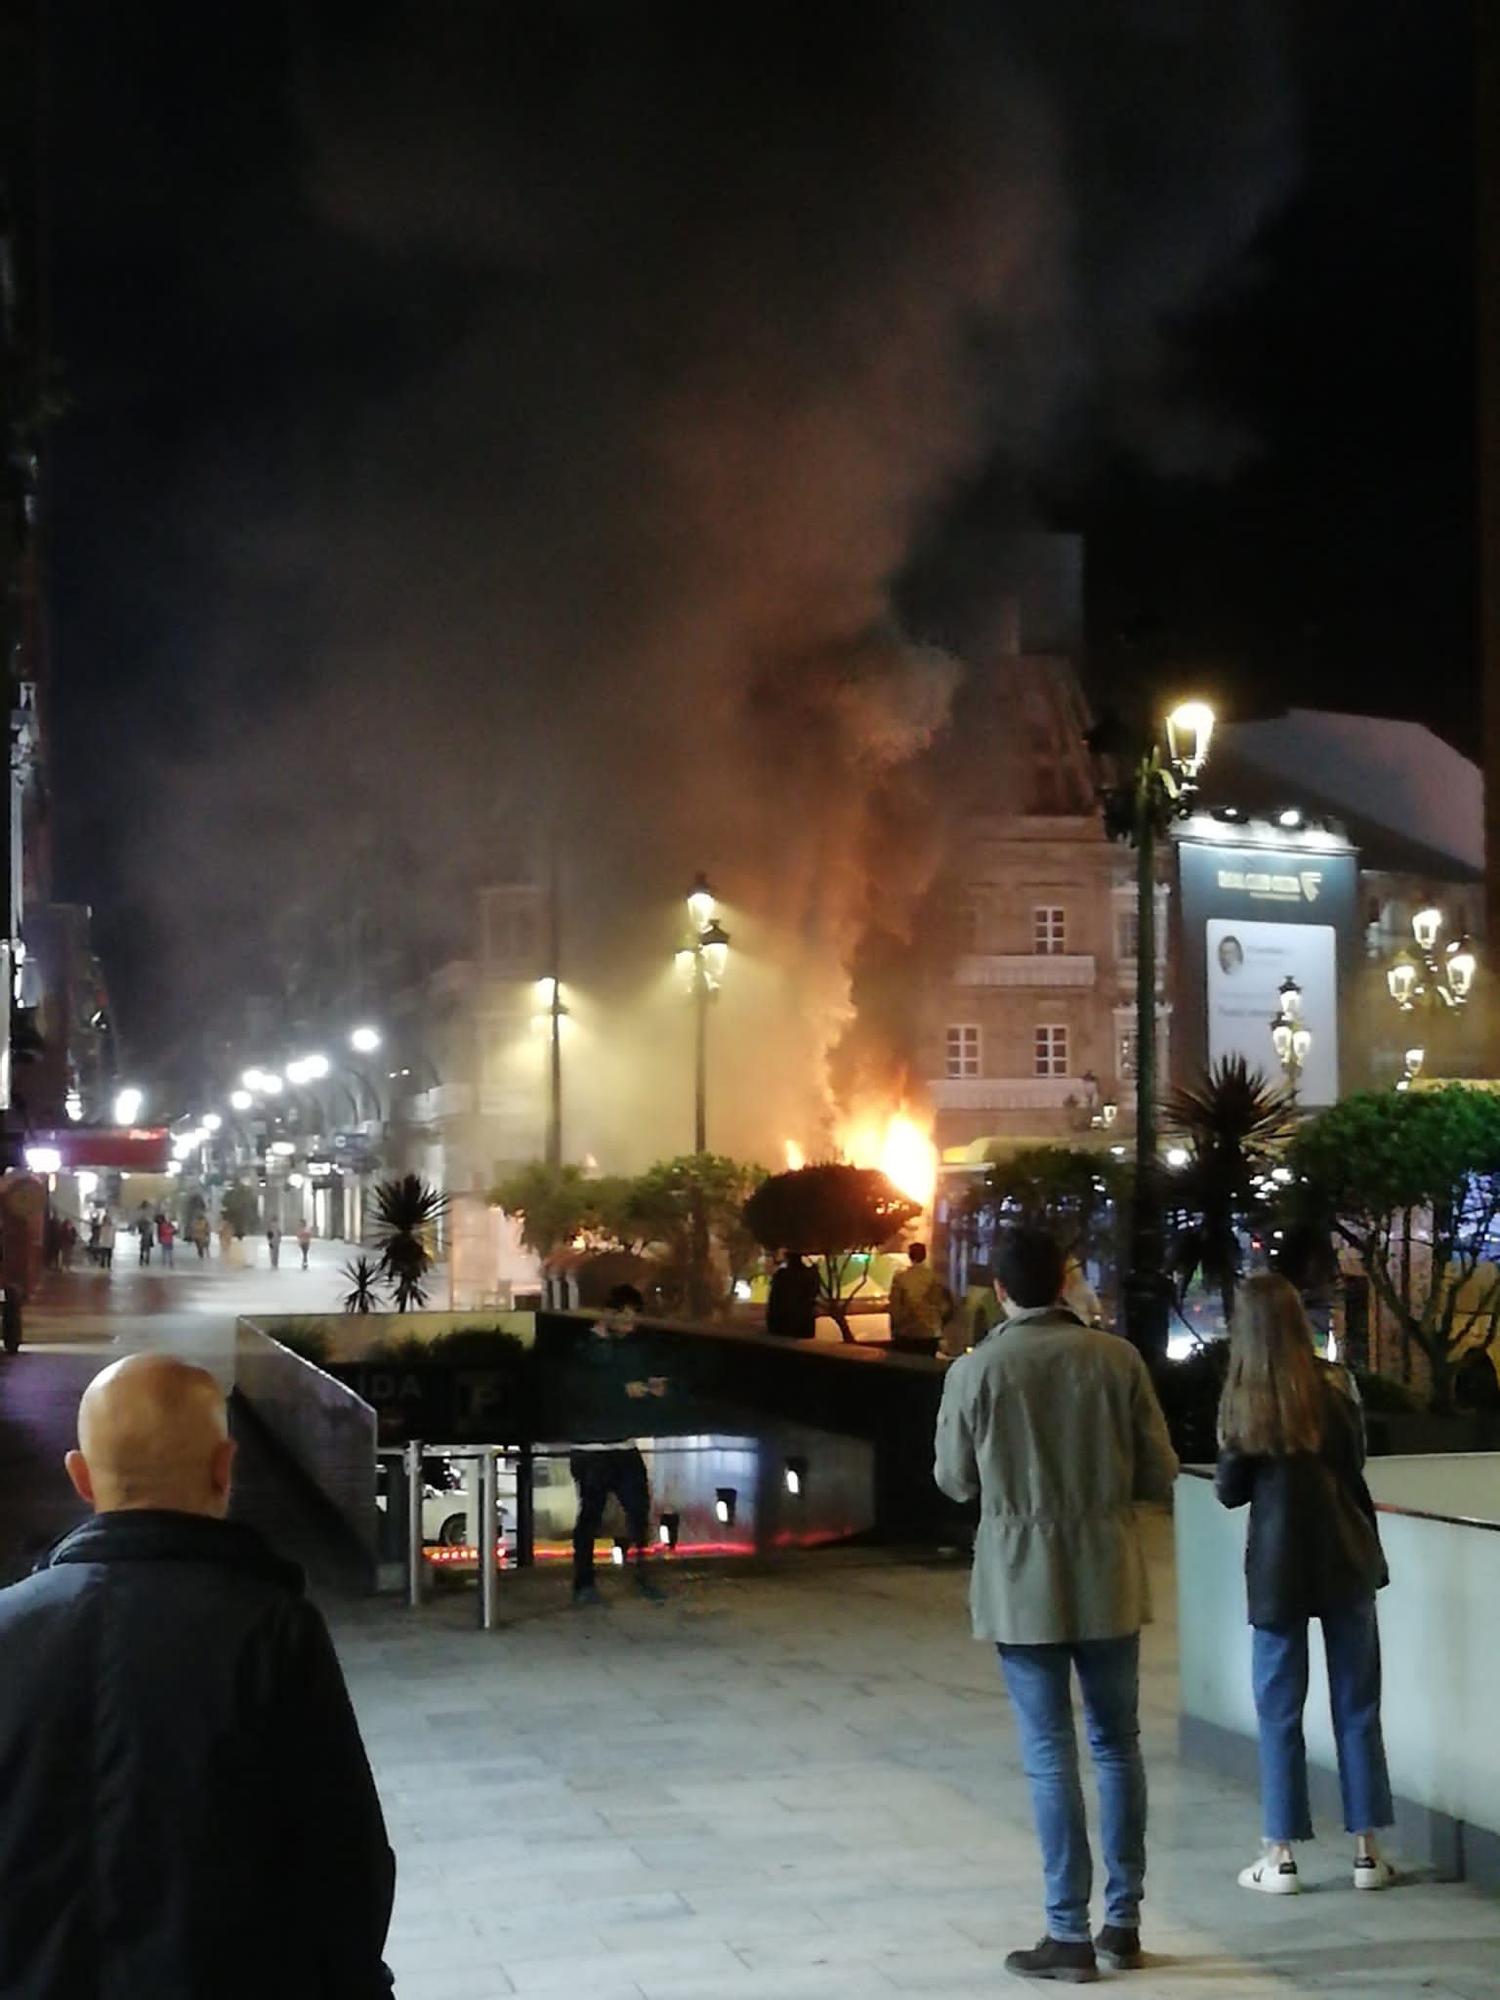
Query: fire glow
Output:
[[782, 1109, 938, 1212]]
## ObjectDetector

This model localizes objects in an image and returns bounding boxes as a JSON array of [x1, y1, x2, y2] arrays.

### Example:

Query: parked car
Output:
[[415, 1453, 577, 1549]]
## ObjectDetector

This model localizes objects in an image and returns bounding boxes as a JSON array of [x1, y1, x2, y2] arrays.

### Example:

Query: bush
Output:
[[427, 1327, 528, 1367]]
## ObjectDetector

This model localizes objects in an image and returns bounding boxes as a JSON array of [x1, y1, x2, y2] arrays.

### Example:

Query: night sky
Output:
[[36, 3, 1476, 1086]]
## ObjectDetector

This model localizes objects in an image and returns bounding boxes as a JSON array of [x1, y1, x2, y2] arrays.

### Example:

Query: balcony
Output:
[[953, 953, 1096, 988], [928, 1076, 1084, 1112]]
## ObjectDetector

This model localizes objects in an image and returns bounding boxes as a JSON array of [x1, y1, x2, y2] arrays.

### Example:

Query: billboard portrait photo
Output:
[[1206, 918, 1338, 1105]]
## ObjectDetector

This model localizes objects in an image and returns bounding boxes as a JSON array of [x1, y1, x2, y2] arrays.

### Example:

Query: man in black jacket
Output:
[[0, 1351, 396, 1999]]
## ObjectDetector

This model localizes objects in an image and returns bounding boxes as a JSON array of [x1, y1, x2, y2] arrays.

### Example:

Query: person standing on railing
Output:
[[1216, 1273, 1394, 1896], [0, 1352, 397, 1997], [568, 1284, 668, 1607]]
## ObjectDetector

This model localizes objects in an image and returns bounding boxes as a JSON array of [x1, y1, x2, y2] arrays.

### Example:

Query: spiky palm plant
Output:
[[370, 1174, 449, 1314], [1161, 1056, 1299, 1329], [341, 1255, 386, 1315]]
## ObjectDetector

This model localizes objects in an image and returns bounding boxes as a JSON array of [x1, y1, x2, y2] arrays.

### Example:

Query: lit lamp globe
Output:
[[230, 1089, 254, 1112], [113, 1087, 143, 1126], [701, 919, 731, 986], [1291, 1026, 1312, 1067], [1412, 906, 1442, 953], [1271, 1019, 1294, 1065], [1446, 943, 1477, 1003], [1405, 1047, 1425, 1079], [350, 1026, 382, 1054], [1387, 957, 1418, 1009], [1277, 974, 1304, 1021], [1164, 699, 1216, 781]]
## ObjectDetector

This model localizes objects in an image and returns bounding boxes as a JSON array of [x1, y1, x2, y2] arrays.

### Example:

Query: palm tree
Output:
[[1161, 1057, 1298, 1331], [370, 1174, 449, 1313], [341, 1255, 386, 1314]]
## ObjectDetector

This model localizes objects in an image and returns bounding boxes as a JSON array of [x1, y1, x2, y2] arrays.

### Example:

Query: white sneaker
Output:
[[1353, 1854, 1395, 1890], [1238, 1854, 1300, 1894]]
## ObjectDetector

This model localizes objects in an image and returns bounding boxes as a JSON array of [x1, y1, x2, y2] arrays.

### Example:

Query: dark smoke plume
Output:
[[135, 2, 1292, 1166]]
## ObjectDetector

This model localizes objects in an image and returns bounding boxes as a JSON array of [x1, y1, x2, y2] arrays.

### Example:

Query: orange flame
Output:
[[783, 1139, 806, 1172], [837, 1107, 938, 1211]]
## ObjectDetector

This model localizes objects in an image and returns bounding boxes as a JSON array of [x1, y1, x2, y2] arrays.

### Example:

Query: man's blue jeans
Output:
[[1252, 1598, 1392, 1842], [997, 1635, 1146, 1944]]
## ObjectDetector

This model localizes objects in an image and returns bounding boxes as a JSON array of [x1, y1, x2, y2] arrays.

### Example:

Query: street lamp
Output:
[[350, 1026, 382, 1054], [1269, 975, 1312, 1098], [113, 1086, 144, 1126], [677, 873, 731, 1156], [1097, 697, 1215, 1360], [1383, 905, 1479, 1082]]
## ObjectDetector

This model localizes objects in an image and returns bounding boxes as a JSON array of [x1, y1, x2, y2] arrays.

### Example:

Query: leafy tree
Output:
[[743, 1164, 920, 1342], [1289, 1085, 1500, 1411], [610, 1154, 767, 1309], [341, 1255, 387, 1314], [491, 1161, 611, 1261], [371, 1173, 449, 1313], [220, 1182, 260, 1240], [1162, 1057, 1298, 1330], [974, 1147, 1128, 1282]]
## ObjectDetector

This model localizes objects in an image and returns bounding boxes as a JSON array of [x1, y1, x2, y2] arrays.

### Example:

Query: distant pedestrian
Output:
[[568, 1285, 667, 1607], [765, 1249, 818, 1339], [217, 1218, 235, 1260], [944, 1261, 1003, 1357], [87, 1214, 101, 1266], [137, 1216, 154, 1267], [157, 1216, 177, 1267], [296, 1222, 313, 1271], [0, 1352, 396, 1995], [266, 1225, 281, 1270], [60, 1218, 77, 1270], [192, 1214, 210, 1260], [1216, 1274, 1394, 1895], [888, 1242, 951, 1356], [935, 1226, 1178, 1983], [98, 1215, 116, 1271]]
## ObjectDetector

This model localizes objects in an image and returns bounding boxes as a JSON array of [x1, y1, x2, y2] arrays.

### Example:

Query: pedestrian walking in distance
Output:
[[266, 1223, 281, 1269], [136, 1213, 154, 1266], [297, 1220, 313, 1270], [0, 1352, 395, 1996], [97, 1213, 116, 1270], [1216, 1273, 1394, 1895], [765, 1248, 818, 1339], [157, 1215, 176, 1267], [935, 1226, 1178, 1984], [568, 1284, 668, 1606], [888, 1241, 951, 1355]]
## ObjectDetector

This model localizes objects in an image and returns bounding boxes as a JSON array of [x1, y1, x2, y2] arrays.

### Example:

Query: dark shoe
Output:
[[1003, 1938, 1098, 1984], [1095, 1926, 1143, 1971], [634, 1569, 667, 1603], [572, 1582, 604, 1608]]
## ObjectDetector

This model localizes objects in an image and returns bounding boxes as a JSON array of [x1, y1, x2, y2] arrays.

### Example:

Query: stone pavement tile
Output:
[[499, 1941, 747, 1993]]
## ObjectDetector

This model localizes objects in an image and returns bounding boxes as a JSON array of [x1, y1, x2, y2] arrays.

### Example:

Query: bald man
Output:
[[0, 1353, 395, 1999]]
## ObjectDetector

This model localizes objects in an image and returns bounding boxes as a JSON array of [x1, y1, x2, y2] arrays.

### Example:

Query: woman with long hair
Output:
[[1216, 1273, 1394, 1894]]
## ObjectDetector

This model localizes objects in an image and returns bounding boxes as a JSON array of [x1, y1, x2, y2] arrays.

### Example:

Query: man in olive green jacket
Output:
[[934, 1227, 1177, 1986]]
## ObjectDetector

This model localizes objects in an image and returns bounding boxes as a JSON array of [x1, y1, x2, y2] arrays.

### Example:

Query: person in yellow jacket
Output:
[[888, 1243, 952, 1355]]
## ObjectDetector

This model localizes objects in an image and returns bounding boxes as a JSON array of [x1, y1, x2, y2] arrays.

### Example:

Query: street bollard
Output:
[[404, 1439, 425, 1608], [479, 1448, 501, 1630], [515, 1443, 536, 1568]]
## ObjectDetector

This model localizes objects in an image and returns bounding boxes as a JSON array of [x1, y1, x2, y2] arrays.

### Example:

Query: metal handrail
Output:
[[377, 1440, 542, 1628]]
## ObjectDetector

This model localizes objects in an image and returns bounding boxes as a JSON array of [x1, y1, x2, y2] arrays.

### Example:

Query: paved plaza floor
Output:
[[333, 1522, 1499, 2000]]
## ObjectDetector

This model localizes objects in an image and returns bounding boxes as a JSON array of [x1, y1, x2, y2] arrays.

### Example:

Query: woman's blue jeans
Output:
[[997, 1635, 1146, 1944], [1252, 1598, 1393, 1842]]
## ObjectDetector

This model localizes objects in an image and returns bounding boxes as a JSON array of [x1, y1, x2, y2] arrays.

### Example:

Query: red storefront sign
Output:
[[27, 1127, 171, 1172]]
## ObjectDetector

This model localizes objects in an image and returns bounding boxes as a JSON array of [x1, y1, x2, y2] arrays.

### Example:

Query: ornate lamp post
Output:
[[1098, 698, 1215, 1360], [676, 874, 729, 1318], [1385, 906, 1478, 1083], [677, 873, 730, 1155], [1269, 975, 1313, 1098]]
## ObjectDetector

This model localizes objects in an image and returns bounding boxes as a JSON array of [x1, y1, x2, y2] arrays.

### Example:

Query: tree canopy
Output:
[[743, 1163, 919, 1341], [1289, 1085, 1500, 1407]]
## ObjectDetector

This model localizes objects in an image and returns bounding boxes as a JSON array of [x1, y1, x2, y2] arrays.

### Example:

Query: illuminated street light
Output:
[[680, 873, 732, 1317], [114, 1086, 144, 1125], [202, 1112, 223, 1133], [1165, 1146, 1190, 1169], [350, 1026, 382, 1054], [64, 1089, 83, 1122], [1095, 697, 1215, 1359], [230, 1089, 254, 1112], [25, 1146, 61, 1175], [1412, 906, 1442, 953], [1382, 906, 1479, 1085], [1270, 975, 1311, 1099]]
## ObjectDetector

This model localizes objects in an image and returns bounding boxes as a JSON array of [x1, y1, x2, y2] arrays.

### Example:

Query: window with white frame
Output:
[[945, 1024, 981, 1078], [1034, 1024, 1069, 1077], [1116, 906, 1139, 961], [1034, 905, 1067, 955]]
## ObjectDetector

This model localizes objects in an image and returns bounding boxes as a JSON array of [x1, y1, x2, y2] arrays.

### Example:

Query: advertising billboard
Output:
[[1175, 830, 1360, 1103], [1206, 918, 1338, 1105]]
